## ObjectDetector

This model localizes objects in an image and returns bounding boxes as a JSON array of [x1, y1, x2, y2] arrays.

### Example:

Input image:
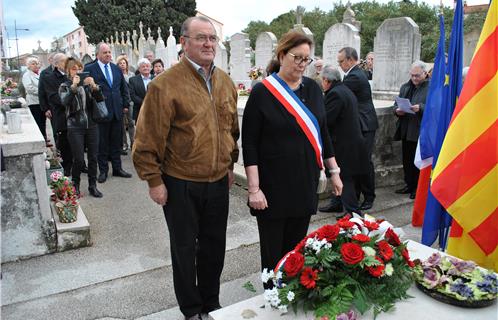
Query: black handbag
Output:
[[92, 99, 109, 122]]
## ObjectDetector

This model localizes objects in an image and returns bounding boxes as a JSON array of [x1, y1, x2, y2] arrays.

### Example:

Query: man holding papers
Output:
[[393, 60, 430, 199]]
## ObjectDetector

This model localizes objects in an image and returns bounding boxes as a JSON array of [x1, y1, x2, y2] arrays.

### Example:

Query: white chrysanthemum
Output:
[[385, 263, 394, 276], [287, 291, 295, 302], [278, 305, 288, 313], [276, 271, 283, 280], [362, 246, 376, 256], [305, 237, 315, 246], [261, 268, 274, 283], [263, 288, 280, 307]]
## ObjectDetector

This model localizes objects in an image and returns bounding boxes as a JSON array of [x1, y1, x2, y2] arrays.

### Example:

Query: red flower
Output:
[[367, 257, 385, 277], [317, 225, 340, 242], [300, 267, 318, 289], [340, 242, 365, 265], [377, 240, 394, 262], [284, 251, 305, 277], [363, 220, 380, 231], [352, 234, 371, 243], [337, 216, 355, 229], [401, 248, 415, 268], [385, 228, 401, 246]]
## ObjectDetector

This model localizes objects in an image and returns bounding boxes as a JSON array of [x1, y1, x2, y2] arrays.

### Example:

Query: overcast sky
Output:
[[3, 0, 488, 58]]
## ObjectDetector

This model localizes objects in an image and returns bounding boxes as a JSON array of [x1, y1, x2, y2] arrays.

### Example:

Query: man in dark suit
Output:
[[338, 47, 378, 211], [84, 42, 132, 183], [393, 61, 430, 199], [128, 58, 152, 121], [42, 53, 73, 176], [38, 52, 55, 146], [319, 66, 368, 217]]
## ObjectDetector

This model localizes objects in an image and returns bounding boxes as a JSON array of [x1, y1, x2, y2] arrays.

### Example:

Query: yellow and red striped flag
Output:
[[431, 0, 498, 271]]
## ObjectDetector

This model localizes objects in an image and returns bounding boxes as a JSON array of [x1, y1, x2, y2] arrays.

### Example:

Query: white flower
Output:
[[287, 291, 295, 302], [261, 268, 275, 283], [278, 305, 288, 313], [363, 246, 376, 256], [263, 288, 280, 307], [305, 237, 315, 246], [385, 263, 394, 276], [275, 271, 283, 280]]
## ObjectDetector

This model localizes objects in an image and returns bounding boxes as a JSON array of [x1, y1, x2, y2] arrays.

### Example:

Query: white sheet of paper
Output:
[[395, 97, 415, 114]]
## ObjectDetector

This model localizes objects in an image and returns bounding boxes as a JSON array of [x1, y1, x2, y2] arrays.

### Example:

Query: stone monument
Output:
[[255, 32, 277, 72], [214, 41, 228, 72], [155, 27, 168, 68], [292, 6, 315, 58], [229, 32, 252, 87], [166, 26, 178, 67], [322, 23, 361, 69], [372, 17, 421, 99]]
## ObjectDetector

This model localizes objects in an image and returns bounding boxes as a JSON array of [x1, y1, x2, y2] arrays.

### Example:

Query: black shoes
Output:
[[120, 149, 128, 155], [319, 202, 343, 213], [395, 186, 412, 194], [359, 200, 373, 211], [88, 185, 103, 198], [184, 314, 202, 320], [97, 172, 107, 183], [112, 169, 132, 178], [81, 165, 88, 173]]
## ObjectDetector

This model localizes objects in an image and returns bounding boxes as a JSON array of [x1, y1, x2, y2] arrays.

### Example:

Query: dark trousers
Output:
[[256, 216, 311, 281], [98, 119, 122, 174], [327, 174, 360, 213], [402, 140, 419, 191], [356, 130, 376, 202], [28, 104, 46, 140], [56, 130, 73, 176], [162, 174, 229, 317], [67, 127, 99, 186]]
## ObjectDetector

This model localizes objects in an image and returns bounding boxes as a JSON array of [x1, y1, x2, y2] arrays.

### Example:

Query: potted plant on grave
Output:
[[49, 171, 79, 223], [45, 152, 63, 184], [260, 215, 414, 319]]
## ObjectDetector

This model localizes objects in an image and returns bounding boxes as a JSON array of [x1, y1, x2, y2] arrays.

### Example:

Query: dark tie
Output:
[[104, 64, 112, 87]]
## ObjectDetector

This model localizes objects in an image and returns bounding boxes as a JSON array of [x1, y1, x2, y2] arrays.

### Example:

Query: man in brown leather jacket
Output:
[[132, 16, 239, 320]]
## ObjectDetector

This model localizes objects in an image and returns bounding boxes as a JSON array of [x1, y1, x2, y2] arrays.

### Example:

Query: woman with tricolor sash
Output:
[[242, 31, 343, 285]]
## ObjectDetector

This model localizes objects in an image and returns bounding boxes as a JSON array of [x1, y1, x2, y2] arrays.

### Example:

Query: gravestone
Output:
[[138, 21, 146, 60], [372, 17, 421, 97], [229, 32, 252, 87], [155, 27, 168, 68], [292, 6, 315, 58], [255, 32, 277, 71], [147, 27, 156, 54], [322, 23, 361, 69], [166, 26, 178, 67], [214, 41, 228, 72]]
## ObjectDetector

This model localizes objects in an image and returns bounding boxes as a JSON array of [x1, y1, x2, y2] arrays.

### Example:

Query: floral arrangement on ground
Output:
[[237, 83, 251, 96], [1, 78, 18, 96], [248, 66, 263, 80], [261, 215, 414, 320], [413, 252, 497, 306]]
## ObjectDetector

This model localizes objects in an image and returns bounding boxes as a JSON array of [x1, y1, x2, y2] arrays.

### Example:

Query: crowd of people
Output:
[[18, 14, 435, 320]]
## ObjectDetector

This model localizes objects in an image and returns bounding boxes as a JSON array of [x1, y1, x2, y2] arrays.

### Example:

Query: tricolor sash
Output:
[[262, 73, 324, 169]]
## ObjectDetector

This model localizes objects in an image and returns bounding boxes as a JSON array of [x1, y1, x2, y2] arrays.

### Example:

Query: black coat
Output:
[[84, 61, 130, 121], [343, 65, 379, 132], [393, 79, 430, 142], [38, 65, 54, 112], [242, 77, 334, 219], [128, 75, 147, 121], [45, 69, 69, 132], [59, 80, 104, 129], [324, 83, 368, 176]]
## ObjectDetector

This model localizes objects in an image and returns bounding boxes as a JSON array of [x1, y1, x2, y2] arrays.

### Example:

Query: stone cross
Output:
[[157, 27, 162, 39], [132, 30, 138, 49], [121, 31, 125, 44], [296, 6, 305, 25], [37, 40, 41, 48], [139, 21, 144, 38], [126, 30, 131, 45], [147, 27, 152, 40], [115, 31, 119, 44], [169, 26, 173, 36], [110, 35, 114, 44]]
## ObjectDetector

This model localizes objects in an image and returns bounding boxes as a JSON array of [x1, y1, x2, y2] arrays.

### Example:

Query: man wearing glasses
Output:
[[336, 47, 379, 211], [393, 60, 429, 200], [132, 16, 239, 320]]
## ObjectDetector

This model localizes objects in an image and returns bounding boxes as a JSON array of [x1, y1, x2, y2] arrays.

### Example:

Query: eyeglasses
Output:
[[287, 52, 313, 65], [184, 34, 219, 43], [410, 73, 425, 78], [337, 59, 345, 64]]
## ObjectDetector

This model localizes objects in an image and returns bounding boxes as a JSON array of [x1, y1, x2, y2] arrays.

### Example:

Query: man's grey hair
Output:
[[411, 60, 427, 72], [26, 56, 40, 66], [137, 58, 151, 68], [95, 42, 109, 55], [53, 53, 66, 66], [181, 16, 216, 36], [339, 47, 358, 61], [321, 65, 342, 82]]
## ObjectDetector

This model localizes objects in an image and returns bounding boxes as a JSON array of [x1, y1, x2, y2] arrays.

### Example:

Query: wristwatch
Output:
[[328, 167, 341, 175]]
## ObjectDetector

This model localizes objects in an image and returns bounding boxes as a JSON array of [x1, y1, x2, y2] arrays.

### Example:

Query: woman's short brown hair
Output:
[[64, 57, 83, 75], [116, 55, 129, 73], [275, 31, 313, 62]]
